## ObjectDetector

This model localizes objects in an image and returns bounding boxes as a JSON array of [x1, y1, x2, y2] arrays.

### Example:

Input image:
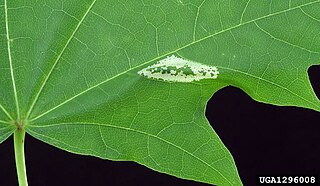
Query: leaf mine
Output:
[[138, 55, 219, 82]]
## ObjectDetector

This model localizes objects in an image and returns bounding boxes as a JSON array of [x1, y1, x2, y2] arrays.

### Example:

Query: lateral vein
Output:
[[0, 104, 14, 120]]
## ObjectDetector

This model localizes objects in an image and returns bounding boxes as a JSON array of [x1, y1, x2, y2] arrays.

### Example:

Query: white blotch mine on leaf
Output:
[[138, 55, 219, 82]]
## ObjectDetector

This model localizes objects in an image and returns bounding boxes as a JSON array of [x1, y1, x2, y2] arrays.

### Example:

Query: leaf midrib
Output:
[[27, 121, 234, 185], [26, 0, 320, 122], [4, 0, 19, 121]]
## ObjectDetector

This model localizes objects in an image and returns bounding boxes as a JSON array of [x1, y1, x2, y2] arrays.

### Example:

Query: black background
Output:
[[0, 66, 319, 186]]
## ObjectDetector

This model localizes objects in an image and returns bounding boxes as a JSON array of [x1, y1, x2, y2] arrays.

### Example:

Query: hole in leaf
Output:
[[308, 65, 320, 100], [206, 86, 320, 186]]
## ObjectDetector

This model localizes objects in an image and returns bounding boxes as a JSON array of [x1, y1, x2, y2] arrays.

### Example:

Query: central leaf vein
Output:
[[4, 0, 19, 120]]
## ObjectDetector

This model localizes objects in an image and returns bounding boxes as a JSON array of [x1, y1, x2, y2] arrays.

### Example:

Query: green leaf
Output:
[[1, 0, 320, 185]]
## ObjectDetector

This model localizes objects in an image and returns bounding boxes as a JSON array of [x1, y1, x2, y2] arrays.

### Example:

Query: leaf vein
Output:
[[240, 0, 251, 24], [193, 0, 207, 41], [4, 0, 20, 120], [0, 104, 13, 121], [300, 7, 320, 23], [0, 120, 12, 125], [254, 21, 319, 53]]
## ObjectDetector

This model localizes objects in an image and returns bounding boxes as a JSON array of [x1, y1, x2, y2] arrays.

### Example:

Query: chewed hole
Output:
[[308, 65, 320, 100]]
